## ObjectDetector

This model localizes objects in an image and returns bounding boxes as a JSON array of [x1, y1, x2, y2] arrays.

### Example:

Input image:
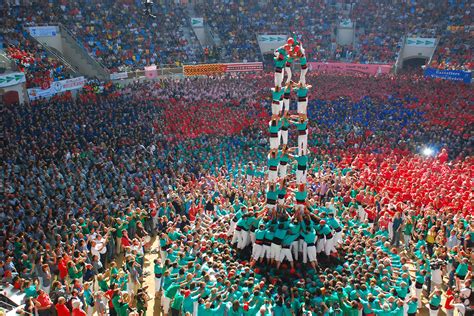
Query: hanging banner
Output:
[[191, 18, 204, 27], [257, 35, 287, 43], [28, 76, 86, 100], [309, 62, 392, 75], [0, 72, 26, 88], [110, 72, 128, 80], [183, 62, 263, 76], [225, 62, 263, 73], [26, 26, 59, 37], [144, 65, 158, 79], [424, 68, 472, 83], [405, 37, 436, 47]]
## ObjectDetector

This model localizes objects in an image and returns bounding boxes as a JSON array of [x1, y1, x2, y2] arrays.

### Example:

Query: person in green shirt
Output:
[[402, 217, 413, 249], [269, 118, 282, 154], [296, 83, 311, 116], [170, 288, 184, 316], [271, 88, 284, 117], [154, 258, 163, 297], [267, 150, 280, 183], [294, 154, 308, 185], [406, 296, 419, 316], [274, 46, 288, 88], [428, 288, 442, 315]]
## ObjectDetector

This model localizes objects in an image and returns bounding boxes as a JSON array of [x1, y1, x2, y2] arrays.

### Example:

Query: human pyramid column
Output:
[[267, 35, 311, 218]]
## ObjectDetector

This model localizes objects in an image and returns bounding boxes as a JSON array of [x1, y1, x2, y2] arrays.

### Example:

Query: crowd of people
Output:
[[1, 69, 472, 315], [1, 7, 73, 88], [2, 0, 472, 81]]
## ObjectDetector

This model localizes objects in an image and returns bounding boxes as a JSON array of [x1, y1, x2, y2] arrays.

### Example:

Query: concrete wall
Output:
[[34, 34, 63, 52], [336, 27, 354, 46], [1, 82, 29, 104], [402, 46, 436, 60]]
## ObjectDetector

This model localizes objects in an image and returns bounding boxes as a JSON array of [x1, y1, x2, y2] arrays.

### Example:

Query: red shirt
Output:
[[36, 293, 52, 308], [72, 308, 87, 316], [56, 303, 70, 316]]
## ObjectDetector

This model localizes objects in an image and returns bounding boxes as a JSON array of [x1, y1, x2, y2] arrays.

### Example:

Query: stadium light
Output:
[[422, 147, 434, 157]]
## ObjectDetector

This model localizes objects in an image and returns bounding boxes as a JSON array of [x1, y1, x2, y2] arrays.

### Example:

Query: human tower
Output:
[[266, 36, 311, 218]]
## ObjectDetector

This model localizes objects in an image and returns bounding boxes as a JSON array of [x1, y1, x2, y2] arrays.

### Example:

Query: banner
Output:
[[257, 35, 287, 43], [191, 18, 204, 27], [225, 62, 263, 73], [424, 68, 472, 83], [405, 37, 436, 47], [144, 65, 158, 79], [0, 72, 26, 88], [309, 62, 392, 75], [28, 76, 86, 100], [26, 26, 58, 37], [183, 62, 263, 76], [110, 72, 128, 80]]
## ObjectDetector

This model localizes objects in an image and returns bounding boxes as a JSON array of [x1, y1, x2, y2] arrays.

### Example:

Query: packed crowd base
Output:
[[2, 72, 473, 316]]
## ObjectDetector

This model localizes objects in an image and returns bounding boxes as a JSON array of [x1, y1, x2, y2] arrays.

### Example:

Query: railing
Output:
[[58, 23, 110, 76], [0, 51, 18, 71], [22, 28, 80, 77], [426, 36, 441, 67]]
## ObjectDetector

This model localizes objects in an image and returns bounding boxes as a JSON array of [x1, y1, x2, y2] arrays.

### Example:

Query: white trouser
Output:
[[228, 221, 236, 236], [307, 245, 317, 262], [279, 247, 293, 262], [271, 243, 281, 259], [86, 305, 93, 316], [283, 98, 290, 113], [252, 243, 263, 260], [249, 232, 255, 244], [238, 230, 249, 249], [275, 70, 283, 88], [279, 164, 288, 178], [317, 238, 325, 253], [298, 134, 308, 155], [300, 68, 308, 85], [429, 307, 439, 316], [263, 245, 272, 259], [280, 130, 288, 145], [162, 294, 171, 313], [336, 231, 343, 244], [291, 240, 299, 261], [268, 170, 278, 183], [296, 170, 307, 184], [155, 277, 162, 292], [278, 198, 285, 206], [415, 288, 422, 307], [285, 65, 292, 84], [297, 100, 308, 115], [232, 229, 241, 245], [302, 241, 308, 264], [270, 135, 280, 150], [325, 237, 335, 256], [271, 101, 282, 116]]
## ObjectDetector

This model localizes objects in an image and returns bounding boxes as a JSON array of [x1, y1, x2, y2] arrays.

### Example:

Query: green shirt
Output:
[[296, 155, 308, 167], [430, 294, 441, 307], [171, 292, 184, 310]]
